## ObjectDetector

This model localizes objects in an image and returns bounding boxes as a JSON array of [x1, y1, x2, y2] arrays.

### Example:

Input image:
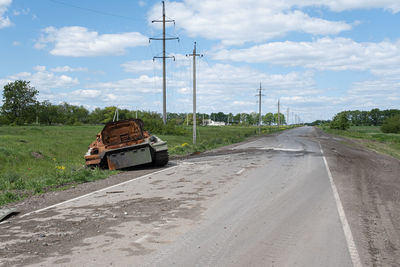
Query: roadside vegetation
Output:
[[0, 80, 297, 205], [319, 108, 400, 160], [0, 125, 293, 206]]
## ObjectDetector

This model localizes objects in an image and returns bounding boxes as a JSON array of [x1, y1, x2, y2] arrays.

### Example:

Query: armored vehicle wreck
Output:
[[84, 119, 168, 170]]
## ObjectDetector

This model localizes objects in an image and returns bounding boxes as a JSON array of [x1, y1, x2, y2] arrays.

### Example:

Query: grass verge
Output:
[[320, 125, 400, 160], [0, 124, 293, 206]]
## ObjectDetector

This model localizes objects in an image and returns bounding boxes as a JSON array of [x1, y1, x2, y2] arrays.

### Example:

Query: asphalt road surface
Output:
[[1, 126, 399, 266]]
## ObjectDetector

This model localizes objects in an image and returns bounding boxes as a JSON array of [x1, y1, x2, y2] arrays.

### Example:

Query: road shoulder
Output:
[[317, 128, 400, 266]]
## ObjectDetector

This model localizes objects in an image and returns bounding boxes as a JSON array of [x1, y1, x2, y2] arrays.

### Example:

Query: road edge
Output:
[[319, 141, 362, 267]]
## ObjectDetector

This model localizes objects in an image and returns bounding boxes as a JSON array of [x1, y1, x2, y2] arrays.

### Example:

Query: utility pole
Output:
[[292, 112, 294, 125], [256, 83, 264, 134], [277, 99, 280, 128], [187, 42, 203, 145], [287, 108, 289, 125], [150, 1, 179, 125]]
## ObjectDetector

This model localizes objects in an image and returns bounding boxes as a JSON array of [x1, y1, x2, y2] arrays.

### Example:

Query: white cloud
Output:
[[350, 77, 400, 95], [71, 89, 100, 98], [0, 0, 12, 29], [308, 0, 400, 13], [213, 37, 400, 74], [51, 66, 88, 72], [0, 66, 79, 92], [33, 65, 46, 72], [12, 7, 29, 16], [194, 63, 315, 97], [94, 75, 162, 94], [12, 41, 21, 46], [121, 60, 161, 73], [74, 61, 315, 114], [35, 26, 148, 57], [148, 0, 351, 45]]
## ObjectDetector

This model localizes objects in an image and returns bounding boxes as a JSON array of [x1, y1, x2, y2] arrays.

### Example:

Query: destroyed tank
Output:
[[84, 119, 168, 170]]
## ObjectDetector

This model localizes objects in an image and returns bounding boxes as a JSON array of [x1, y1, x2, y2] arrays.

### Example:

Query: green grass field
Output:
[[322, 125, 400, 160], [0, 124, 291, 205]]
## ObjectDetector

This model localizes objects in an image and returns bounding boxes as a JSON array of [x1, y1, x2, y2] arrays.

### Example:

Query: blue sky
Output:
[[1, 0, 400, 123]]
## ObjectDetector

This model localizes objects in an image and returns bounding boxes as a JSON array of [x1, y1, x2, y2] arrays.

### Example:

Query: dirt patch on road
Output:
[[0, 196, 204, 266], [317, 128, 400, 266]]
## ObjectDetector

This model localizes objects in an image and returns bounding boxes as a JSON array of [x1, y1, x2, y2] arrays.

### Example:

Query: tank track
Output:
[[153, 150, 169, 166]]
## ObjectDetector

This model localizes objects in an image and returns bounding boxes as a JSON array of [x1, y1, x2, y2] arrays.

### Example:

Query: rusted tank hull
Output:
[[84, 119, 168, 170], [106, 146, 152, 170]]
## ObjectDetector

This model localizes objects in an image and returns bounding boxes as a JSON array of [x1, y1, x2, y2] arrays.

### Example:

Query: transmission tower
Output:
[[149, 1, 179, 125]]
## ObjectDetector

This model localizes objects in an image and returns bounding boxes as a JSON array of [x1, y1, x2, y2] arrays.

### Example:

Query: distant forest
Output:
[[310, 109, 400, 126]]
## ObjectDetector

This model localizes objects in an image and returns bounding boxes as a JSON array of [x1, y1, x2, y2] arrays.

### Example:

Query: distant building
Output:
[[203, 119, 226, 126]]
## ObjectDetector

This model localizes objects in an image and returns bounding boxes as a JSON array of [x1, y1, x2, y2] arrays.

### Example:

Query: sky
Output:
[[1, 0, 400, 123]]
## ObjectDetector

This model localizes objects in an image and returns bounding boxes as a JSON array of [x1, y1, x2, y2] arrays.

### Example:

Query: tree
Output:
[[88, 107, 106, 124], [369, 108, 382, 126], [1, 80, 38, 124], [381, 115, 400, 133], [273, 113, 286, 125], [330, 112, 350, 130], [262, 112, 274, 125], [210, 112, 227, 122], [247, 112, 258, 125], [38, 101, 62, 125]]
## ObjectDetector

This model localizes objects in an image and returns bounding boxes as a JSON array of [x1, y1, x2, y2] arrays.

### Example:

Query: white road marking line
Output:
[[261, 147, 303, 152], [319, 142, 362, 267], [20, 165, 179, 218], [236, 168, 245, 175], [134, 234, 149, 243]]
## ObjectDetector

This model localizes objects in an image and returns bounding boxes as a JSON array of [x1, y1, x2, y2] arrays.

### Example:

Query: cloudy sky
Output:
[[1, 0, 400, 122]]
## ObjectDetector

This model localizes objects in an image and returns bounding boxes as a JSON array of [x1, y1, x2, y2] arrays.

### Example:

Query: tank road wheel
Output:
[[153, 150, 169, 166]]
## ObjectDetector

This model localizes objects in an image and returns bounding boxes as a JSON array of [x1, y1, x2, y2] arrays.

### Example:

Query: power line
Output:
[[48, 0, 142, 21]]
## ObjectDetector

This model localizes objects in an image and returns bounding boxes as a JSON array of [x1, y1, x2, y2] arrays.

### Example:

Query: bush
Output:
[[0, 115, 10, 125], [330, 112, 350, 130], [381, 115, 400, 133]]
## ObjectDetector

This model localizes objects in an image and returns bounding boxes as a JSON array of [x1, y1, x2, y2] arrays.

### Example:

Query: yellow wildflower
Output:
[[55, 165, 66, 171]]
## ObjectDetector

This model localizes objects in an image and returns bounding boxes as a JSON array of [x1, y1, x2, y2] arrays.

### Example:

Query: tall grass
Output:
[[321, 125, 400, 159], [0, 124, 292, 205], [0, 125, 113, 205]]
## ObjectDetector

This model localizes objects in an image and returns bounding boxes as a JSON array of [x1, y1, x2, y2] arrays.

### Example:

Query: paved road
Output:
[[1, 127, 358, 266]]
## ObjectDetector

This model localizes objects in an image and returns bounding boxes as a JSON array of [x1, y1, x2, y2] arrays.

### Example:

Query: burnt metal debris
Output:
[[84, 119, 168, 170]]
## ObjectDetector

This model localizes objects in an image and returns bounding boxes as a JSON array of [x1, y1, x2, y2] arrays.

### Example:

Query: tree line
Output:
[[1, 80, 288, 127], [329, 109, 400, 133]]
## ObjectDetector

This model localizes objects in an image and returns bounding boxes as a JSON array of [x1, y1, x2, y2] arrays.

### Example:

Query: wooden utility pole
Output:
[[150, 1, 179, 125], [187, 42, 203, 145]]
